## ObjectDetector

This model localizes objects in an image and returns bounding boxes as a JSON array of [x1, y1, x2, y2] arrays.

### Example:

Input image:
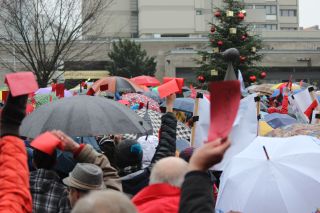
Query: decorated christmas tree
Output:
[[197, 0, 265, 84]]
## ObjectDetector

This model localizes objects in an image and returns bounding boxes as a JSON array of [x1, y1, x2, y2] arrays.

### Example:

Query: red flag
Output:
[[51, 83, 57, 92], [30, 132, 64, 155], [163, 77, 184, 94], [304, 100, 318, 118], [157, 79, 180, 98], [2, 91, 9, 103], [5, 72, 38, 97], [55, 83, 65, 98], [190, 84, 197, 99], [86, 88, 95, 96], [207, 81, 241, 142]]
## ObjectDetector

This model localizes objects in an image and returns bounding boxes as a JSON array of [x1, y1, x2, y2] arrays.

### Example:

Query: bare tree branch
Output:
[[0, 0, 112, 87]]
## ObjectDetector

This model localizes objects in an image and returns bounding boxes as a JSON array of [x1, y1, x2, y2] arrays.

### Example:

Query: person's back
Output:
[[132, 157, 188, 213], [30, 149, 70, 213]]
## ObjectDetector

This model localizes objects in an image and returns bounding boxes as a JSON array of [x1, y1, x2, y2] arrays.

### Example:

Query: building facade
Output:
[[83, 0, 300, 39]]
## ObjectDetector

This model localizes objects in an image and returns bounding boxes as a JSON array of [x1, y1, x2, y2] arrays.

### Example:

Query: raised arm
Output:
[[149, 94, 177, 168]]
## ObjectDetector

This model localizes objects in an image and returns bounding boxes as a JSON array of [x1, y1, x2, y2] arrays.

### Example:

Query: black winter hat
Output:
[[115, 139, 143, 170]]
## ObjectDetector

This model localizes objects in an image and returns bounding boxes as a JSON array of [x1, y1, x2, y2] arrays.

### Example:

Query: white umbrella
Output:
[[216, 136, 320, 213]]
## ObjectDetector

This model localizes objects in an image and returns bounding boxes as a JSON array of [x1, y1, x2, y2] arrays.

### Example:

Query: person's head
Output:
[[32, 149, 57, 170], [115, 139, 143, 176], [71, 190, 137, 213], [98, 136, 117, 168], [63, 163, 105, 207], [175, 111, 186, 123], [150, 157, 188, 188], [179, 147, 195, 163]]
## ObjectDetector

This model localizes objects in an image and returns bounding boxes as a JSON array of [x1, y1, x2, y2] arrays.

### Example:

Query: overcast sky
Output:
[[299, 0, 319, 27]]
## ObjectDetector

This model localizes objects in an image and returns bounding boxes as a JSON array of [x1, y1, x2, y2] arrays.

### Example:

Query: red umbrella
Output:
[[130, 76, 161, 87]]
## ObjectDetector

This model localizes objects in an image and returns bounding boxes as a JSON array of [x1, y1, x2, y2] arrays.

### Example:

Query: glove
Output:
[[1, 93, 28, 137]]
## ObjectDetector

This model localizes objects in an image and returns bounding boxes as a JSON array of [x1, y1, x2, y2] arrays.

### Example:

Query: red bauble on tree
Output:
[[260, 71, 267, 79], [214, 11, 222, 17], [240, 56, 246, 63], [249, 75, 256, 83], [217, 40, 223, 46], [210, 26, 216, 33], [198, 75, 205, 83], [241, 35, 247, 41], [237, 12, 245, 20]]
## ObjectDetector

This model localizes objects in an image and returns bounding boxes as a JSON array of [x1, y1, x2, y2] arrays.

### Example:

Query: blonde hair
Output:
[[175, 111, 186, 123]]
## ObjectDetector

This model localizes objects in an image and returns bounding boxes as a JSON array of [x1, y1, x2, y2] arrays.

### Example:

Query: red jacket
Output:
[[268, 95, 288, 114], [132, 183, 180, 213], [0, 136, 32, 213]]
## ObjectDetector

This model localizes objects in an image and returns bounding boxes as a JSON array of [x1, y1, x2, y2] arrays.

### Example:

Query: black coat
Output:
[[122, 112, 177, 196], [179, 171, 215, 213]]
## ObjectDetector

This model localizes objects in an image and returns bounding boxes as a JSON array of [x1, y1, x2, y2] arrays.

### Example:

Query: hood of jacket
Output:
[[132, 183, 181, 213]]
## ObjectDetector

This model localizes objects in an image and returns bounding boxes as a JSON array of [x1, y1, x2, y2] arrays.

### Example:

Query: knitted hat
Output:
[[115, 139, 143, 170], [179, 147, 195, 163]]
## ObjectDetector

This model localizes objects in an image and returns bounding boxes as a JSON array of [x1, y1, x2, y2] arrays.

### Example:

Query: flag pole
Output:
[[191, 93, 201, 147], [255, 96, 261, 136]]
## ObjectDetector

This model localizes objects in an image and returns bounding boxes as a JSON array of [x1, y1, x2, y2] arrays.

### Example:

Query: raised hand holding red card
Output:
[[163, 77, 184, 93], [157, 79, 180, 98], [208, 81, 241, 142], [30, 132, 64, 155], [5, 72, 38, 97]]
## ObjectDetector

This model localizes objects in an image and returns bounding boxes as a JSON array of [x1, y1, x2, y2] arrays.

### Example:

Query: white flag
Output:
[[213, 94, 258, 170], [238, 69, 247, 95], [193, 95, 210, 148], [292, 87, 317, 123]]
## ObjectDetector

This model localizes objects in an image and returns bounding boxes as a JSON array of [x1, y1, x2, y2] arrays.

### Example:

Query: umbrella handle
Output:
[[263, 146, 270, 160]]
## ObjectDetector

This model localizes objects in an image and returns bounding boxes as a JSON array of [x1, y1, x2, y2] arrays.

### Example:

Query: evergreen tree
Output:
[[198, 0, 264, 84], [107, 39, 157, 78]]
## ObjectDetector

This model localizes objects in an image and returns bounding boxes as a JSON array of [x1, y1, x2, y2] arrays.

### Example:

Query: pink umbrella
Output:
[[130, 76, 161, 87], [122, 93, 160, 112]]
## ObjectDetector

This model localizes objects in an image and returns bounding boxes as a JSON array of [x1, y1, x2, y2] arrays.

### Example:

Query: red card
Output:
[[100, 84, 109, 91], [30, 132, 64, 155], [158, 79, 180, 98], [55, 83, 64, 98], [2, 91, 9, 103], [163, 77, 184, 93], [207, 81, 241, 142], [5, 72, 38, 97], [86, 88, 95, 96], [51, 83, 57, 92]]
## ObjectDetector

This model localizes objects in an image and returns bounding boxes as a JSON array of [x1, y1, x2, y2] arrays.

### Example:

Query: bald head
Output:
[[71, 190, 137, 213], [150, 157, 188, 188]]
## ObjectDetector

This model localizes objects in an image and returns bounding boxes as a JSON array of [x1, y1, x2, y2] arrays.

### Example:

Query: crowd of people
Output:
[[0, 91, 231, 213]]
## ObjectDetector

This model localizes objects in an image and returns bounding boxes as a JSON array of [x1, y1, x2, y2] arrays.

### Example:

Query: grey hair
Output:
[[149, 157, 188, 188], [71, 190, 137, 213]]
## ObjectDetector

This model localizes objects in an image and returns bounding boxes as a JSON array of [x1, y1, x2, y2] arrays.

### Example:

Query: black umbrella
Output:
[[20, 96, 152, 138]]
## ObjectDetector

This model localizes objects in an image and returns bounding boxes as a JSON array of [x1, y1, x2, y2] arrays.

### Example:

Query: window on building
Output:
[[255, 5, 265, 9], [161, 34, 189, 38], [196, 10, 202, 15], [245, 5, 253, 9], [280, 27, 297, 30], [266, 5, 277, 15], [280, 9, 297, 16], [265, 24, 277, 30]]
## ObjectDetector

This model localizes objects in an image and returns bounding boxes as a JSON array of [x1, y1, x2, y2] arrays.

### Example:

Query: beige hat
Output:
[[63, 163, 105, 191]]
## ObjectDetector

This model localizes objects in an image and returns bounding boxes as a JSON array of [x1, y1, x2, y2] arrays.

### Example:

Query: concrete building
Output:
[[83, 0, 300, 39]]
